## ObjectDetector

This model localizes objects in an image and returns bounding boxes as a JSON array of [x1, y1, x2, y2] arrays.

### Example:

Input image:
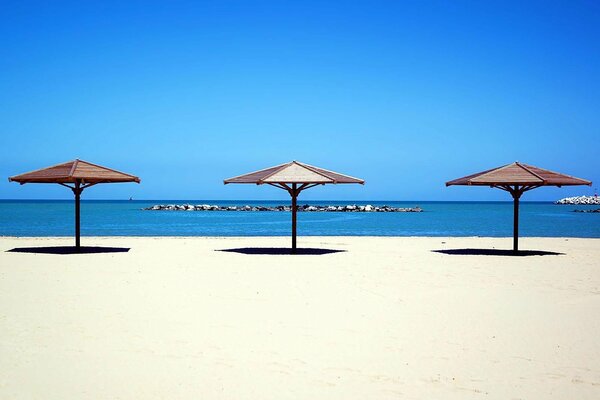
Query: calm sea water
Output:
[[0, 200, 598, 238]]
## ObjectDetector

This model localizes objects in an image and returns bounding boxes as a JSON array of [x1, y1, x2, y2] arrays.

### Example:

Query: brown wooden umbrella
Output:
[[9, 159, 140, 248], [224, 161, 364, 252], [446, 162, 591, 253]]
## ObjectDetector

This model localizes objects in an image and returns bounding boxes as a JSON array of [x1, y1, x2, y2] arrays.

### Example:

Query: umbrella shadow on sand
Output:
[[217, 247, 345, 255], [432, 248, 564, 257], [7, 246, 130, 255]]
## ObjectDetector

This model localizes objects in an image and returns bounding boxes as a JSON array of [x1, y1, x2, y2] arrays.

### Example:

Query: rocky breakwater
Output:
[[143, 204, 423, 212], [555, 196, 600, 205]]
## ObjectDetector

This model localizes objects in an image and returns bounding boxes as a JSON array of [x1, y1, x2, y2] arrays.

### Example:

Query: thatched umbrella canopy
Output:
[[446, 162, 591, 253], [224, 161, 364, 252], [9, 159, 140, 248]]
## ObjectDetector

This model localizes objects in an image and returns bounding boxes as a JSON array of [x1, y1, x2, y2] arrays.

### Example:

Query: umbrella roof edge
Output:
[[9, 159, 141, 184], [224, 160, 364, 185], [446, 162, 591, 187], [223, 161, 291, 184], [72, 159, 141, 183], [9, 159, 75, 183], [295, 161, 365, 184]]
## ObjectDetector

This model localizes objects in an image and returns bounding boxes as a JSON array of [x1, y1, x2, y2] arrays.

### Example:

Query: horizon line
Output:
[[0, 198, 575, 203]]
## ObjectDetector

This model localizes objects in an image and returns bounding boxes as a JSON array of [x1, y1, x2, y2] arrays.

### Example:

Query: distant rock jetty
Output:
[[143, 204, 423, 212], [555, 196, 600, 205], [573, 208, 600, 213]]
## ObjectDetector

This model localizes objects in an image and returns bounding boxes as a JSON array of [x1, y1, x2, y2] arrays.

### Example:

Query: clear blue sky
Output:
[[1, 0, 598, 201]]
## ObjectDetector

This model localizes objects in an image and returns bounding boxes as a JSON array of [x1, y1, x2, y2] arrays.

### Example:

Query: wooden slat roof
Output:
[[446, 162, 591, 187], [9, 159, 141, 184], [224, 161, 364, 185]]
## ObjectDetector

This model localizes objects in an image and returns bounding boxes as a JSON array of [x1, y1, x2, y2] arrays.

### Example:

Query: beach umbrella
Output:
[[9, 159, 140, 248], [224, 161, 364, 252], [446, 162, 591, 253]]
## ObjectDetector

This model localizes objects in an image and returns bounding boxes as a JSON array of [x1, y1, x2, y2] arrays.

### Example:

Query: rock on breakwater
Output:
[[555, 196, 600, 205], [143, 204, 423, 212]]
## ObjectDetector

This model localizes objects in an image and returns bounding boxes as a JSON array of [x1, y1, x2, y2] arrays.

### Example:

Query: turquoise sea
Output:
[[0, 200, 598, 238]]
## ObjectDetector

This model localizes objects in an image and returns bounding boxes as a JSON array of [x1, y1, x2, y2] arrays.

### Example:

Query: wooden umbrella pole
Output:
[[291, 183, 298, 252], [73, 181, 82, 248], [511, 186, 523, 254]]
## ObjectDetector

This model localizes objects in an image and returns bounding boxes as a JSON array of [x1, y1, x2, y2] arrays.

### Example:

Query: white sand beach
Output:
[[0, 236, 599, 399]]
